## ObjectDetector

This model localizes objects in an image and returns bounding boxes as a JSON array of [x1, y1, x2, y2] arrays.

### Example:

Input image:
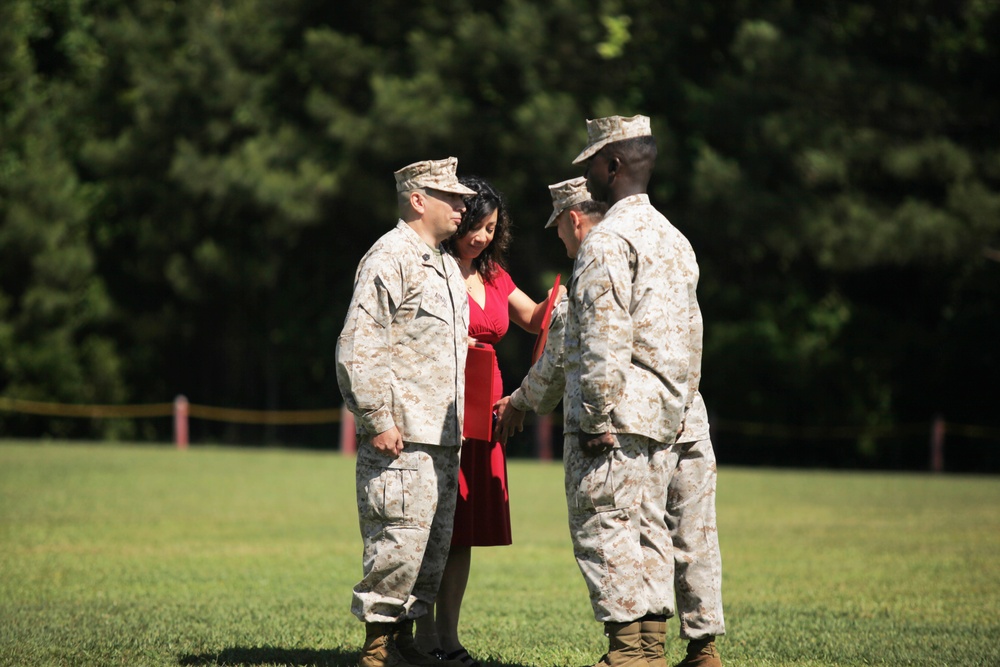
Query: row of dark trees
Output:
[[2, 0, 998, 470]]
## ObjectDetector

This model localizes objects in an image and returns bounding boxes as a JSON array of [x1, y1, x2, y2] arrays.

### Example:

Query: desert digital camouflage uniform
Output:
[[510, 259, 725, 637], [563, 193, 706, 623], [336, 220, 469, 623]]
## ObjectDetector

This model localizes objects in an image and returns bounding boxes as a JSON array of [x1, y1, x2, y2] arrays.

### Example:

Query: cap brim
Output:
[[544, 209, 561, 229], [572, 140, 606, 165], [433, 183, 478, 196]]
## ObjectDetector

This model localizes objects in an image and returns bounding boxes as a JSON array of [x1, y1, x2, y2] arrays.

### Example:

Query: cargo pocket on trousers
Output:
[[571, 443, 621, 514], [361, 462, 416, 523]]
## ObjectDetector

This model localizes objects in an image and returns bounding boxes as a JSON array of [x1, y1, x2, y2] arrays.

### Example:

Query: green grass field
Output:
[[1, 441, 998, 667]]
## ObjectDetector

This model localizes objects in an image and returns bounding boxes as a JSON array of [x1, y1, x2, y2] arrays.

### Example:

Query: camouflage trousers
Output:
[[564, 432, 675, 623], [352, 439, 460, 623], [666, 437, 726, 639]]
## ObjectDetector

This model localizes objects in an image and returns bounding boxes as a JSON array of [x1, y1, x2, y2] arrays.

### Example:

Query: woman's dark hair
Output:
[[444, 175, 512, 281]]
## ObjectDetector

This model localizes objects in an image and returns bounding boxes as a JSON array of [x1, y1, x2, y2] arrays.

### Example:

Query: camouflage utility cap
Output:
[[394, 157, 477, 195], [572, 115, 652, 164], [545, 177, 591, 228]]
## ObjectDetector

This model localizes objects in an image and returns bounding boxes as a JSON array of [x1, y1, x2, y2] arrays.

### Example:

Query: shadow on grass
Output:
[[178, 646, 356, 667], [178, 647, 534, 667]]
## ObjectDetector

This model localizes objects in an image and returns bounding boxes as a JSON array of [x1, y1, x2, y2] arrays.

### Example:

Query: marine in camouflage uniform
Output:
[[504, 180, 724, 654], [564, 193, 693, 625], [570, 116, 723, 667], [336, 158, 476, 667]]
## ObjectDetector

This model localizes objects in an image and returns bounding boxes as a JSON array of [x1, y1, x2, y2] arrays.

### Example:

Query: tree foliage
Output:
[[1, 0, 997, 468]]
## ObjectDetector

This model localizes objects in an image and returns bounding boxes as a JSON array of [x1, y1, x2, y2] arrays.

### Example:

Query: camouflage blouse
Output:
[[336, 221, 469, 447]]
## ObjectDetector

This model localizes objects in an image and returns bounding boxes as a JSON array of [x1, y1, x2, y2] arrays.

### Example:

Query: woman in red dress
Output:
[[415, 176, 563, 667]]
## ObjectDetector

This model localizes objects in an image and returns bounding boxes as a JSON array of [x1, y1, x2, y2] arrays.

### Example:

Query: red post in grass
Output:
[[340, 405, 356, 455], [930, 414, 945, 473], [536, 413, 553, 461], [174, 395, 189, 451]]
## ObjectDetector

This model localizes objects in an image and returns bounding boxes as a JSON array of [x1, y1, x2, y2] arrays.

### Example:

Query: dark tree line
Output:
[[2, 0, 998, 470]]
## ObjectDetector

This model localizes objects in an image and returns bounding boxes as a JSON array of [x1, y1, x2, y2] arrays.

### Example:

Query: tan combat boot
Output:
[[673, 637, 721, 667], [639, 618, 668, 667], [591, 621, 646, 667], [392, 620, 469, 667], [359, 622, 418, 667]]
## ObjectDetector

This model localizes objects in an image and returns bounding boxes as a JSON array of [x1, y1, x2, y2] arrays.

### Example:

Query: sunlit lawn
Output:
[[1, 441, 998, 666]]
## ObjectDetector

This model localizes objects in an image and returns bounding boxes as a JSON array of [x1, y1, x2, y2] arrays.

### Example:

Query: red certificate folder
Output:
[[531, 274, 562, 365], [464, 344, 496, 441]]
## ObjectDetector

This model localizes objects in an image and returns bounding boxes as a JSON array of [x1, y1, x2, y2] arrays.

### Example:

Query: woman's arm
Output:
[[508, 283, 567, 334], [508, 287, 541, 333]]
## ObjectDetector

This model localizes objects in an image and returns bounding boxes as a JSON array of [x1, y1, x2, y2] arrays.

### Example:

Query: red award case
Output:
[[531, 274, 562, 365], [463, 344, 496, 441]]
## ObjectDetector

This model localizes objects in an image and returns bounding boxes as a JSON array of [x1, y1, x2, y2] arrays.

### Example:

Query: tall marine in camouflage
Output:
[[336, 158, 477, 667], [498, 167, 726, 667], [566, 115, 725, 667]]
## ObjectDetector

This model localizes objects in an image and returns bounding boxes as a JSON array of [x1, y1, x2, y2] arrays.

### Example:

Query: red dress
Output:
[[451, 267, 515, 547]]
